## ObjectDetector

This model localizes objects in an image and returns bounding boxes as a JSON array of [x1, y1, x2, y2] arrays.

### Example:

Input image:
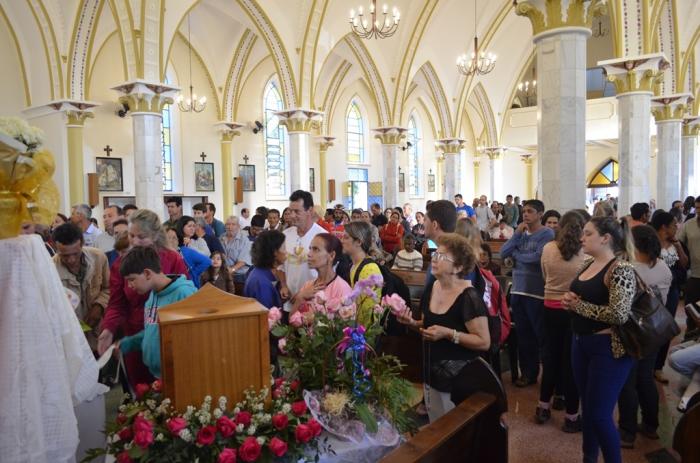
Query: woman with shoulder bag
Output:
[[396, 233, 490, 423], [562, 217, 636, 463]]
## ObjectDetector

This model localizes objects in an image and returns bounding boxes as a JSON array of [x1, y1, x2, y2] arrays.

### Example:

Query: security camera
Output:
[[252, 120, 264, 134], [117, 103, 129, 118], [402, 141, 413, 151]]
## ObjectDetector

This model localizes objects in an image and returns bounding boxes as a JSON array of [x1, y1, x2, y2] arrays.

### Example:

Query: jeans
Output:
[[618, 352, 659, 436], [685, 278, 700, 333], [655, 285, 680, 371], [668, 341, 700, 377], [511, 294, 545, 381], [540, 309, 579, 414], [572, 333, 633, 463]]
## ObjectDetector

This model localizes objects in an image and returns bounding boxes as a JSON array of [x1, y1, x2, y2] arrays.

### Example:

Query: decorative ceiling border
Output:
[[223, 29, 257, 121], [472, 83, 498, 146], [140, 0, 161, 81], [27, 0, 64, 99], [419, 61, 453, 138], [0, 3, 31, 105], [299, 0, 328, 107], [344, 33, 390, 127], [321, 59, 351, 135], [68, 0, 102, 100], [108, 0, 139, 79]]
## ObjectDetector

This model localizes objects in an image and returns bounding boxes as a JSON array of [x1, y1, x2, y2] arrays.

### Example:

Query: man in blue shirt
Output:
[[500, 199, 555, 387], [454, 194, 476, 222]]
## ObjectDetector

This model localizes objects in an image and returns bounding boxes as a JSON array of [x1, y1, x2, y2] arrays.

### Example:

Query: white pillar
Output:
[[112, 80, 179, 215], [437, 139, 466, 201], [681, 117, 700, 199], [276, 109, 323, 193], [374, 127, 407, 208], [599, 54, 669, 216]]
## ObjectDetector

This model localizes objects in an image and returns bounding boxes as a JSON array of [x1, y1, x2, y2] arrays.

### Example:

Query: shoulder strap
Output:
[[352, 257, 373, 285], [603, 259, 619, 288]]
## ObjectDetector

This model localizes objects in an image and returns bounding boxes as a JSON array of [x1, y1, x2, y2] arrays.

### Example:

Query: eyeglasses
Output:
[[431, 251, 454, 263]]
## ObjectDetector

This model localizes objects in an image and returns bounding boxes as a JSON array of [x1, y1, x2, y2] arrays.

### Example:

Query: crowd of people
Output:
[[25, 188, 700, 463]]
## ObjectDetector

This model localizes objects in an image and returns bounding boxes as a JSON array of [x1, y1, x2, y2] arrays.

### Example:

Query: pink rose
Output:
[[268, 307, 283, 329], [271, 413, 288, 430], [338, 304, 356, 320], [133, 429, 154, 449], [196, 425, 216, 446], [151, 380, 162, 392], [273, 377, 285, 388], [382, 293, 407, 316], [216, 416, 236, 438], [238, 436, 262, 462], [235, 411, 252, 426], [289, 311, 304, 327], [277, 337, 287, 354], [307, 418, 322, 437], [218, 448, 237, 463], [132, 415, 153, 433], [269, 437, 288, 457], [135, 383, 150, 399], [166, 417, 187, 435], [116, 452, 133, 463], [295, 423, 313, 443], [291, 400, 307, 416]]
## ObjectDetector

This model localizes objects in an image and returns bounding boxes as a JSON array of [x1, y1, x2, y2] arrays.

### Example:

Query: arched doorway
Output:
[[587, 158, 619, 205]]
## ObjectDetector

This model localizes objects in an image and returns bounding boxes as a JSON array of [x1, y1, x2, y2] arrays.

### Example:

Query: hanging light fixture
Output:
[[349, 1, 400, 39], [176, 13, 206, 113], [457, 0, 496, 76], [517, 64, 537, 106]]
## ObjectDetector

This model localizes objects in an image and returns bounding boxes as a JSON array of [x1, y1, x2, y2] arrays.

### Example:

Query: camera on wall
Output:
[[251, 120, 264, 134], [401, 141, 413, 151], [117, 103, 130, 118]]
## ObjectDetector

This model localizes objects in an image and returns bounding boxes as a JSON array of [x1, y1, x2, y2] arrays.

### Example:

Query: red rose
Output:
[[291, 401, 307, 416], [238, 436, 262, 462], [133, 429, 154, 449], [196, 425, 217, 446], [117, 427, 132, 441], [116, 451, 133, 463], [307, 418, 322, 437], [234, 411, 252, 426], [269, 437, 288, 457], [273, 378, 284, 388], [135, 383, 150, 399], [289, 380, 300, 392], [116, 413, 128, 425], [272, 388, 283, 399], [295, 423, 313, 443], [271, 413, 289, 430], [132, 415, 153, 433], [218, 448, 237, 463], [166, 417, 187, 435], [151, 379, 162, 392], [216, 416, 236, 438]]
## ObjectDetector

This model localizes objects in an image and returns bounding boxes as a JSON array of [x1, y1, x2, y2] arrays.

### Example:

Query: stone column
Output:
[[373, 127, 407, 208], [112, 80, 179, 214], [473, 159, 480, 198], [521, 154, 535, 198], [437, 138, 466, 200], [45, 101, 99, 205], [599, 54, 669, 216], [681, 117, 700, 199], [275, 109, 323, 192], [651, 94, 692, 210], [480, 146, 504, 202], [316, 136, 336, 207], [516, 0, 607, 212], [436, 154, 445, 197], [215, 122, 244, 218]]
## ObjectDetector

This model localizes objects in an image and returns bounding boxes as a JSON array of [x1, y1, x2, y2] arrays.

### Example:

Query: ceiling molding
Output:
[[0, 3, 32, 105], [299, 0, 328, 107], [223, 28, 257, 121], [343, 32, 390, 127], [418, 61, 452, 138]]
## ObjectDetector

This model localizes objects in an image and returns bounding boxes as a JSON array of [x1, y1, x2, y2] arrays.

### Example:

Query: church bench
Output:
[[391, 269, 427, 310], [673, 397, 700, 462]]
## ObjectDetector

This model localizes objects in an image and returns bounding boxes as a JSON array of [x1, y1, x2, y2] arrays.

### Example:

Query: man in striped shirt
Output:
[[391, 235, 423, 271]]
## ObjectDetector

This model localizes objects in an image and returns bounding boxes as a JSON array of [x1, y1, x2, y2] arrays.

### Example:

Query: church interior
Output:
[[1, 0, 700, 462]]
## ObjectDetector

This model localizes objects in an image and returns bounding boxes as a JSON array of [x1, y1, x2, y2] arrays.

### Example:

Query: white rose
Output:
[[247, 425, 257, 435]]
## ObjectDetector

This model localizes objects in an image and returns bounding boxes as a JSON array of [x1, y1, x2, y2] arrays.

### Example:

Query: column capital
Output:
[[275, 108, 323, 133], [112, 79, 179, 115], [514, 0, 606, 38], [316, 136, 336, 152], [598, 54, 670, 95], [479, 146, 506, 160], [652, 94, 693, 123], [215, 121, 245, 141], [43, 100, 99, 126], [436, 138, 466, 155], [683, 116, 700, 137], [520, 154, 535, 165], [372, 126, 407, 145], [473, 159, 481, 168]]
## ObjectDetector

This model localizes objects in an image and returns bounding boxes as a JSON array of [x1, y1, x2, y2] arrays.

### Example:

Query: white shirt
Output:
[[282, 222, 326, 311], [475, 205, 495, 231], [238, 215, 252, 228], [83, 223, 102, 248], [93, 232, 115, 253]]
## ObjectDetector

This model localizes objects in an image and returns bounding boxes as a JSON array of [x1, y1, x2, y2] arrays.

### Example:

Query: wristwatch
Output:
[[452, 329, 460, 344]]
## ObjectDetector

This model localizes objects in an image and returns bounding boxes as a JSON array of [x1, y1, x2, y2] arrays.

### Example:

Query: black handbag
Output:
[[430, 359, 468, 393], [616, 270, 680, 359]]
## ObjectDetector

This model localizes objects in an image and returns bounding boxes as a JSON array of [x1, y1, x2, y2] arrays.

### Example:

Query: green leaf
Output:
[[128, 446, 144, 459], [355, 402, 378, 434], [271, 325, 288, 337]]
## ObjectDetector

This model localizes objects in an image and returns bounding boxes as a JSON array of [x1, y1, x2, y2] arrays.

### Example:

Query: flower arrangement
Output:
[[83, 379, 330, 463], [0, 116, 44, 152], [268, 276, 416, 438]]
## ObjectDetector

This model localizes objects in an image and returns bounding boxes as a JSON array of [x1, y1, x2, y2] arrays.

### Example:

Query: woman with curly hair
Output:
[[243, 230, 287, 309]]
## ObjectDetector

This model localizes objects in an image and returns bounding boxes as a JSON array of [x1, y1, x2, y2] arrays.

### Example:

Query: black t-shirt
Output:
[[371, 213, 388, 228], [570, 258, 616, 334], [422, 284, 488, 362]]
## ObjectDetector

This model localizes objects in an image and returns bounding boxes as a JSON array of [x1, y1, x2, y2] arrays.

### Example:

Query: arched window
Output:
[[264, 79, 287, 198], [346, 100, 365, 164], [161, 100, 173, 191], [407, 114, 421, 197], [588, 159, 619, 187]]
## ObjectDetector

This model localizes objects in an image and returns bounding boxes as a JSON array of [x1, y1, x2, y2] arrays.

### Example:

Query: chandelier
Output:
[[176, 13, 206, 113], [349, 1, 400, 39], [457, 1, 496, 76]]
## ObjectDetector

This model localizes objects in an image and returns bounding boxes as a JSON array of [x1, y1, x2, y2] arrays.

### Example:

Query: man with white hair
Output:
[[70, 203, 102, 247], [220, 216, 252, 282], [403, 203, 416, 228]]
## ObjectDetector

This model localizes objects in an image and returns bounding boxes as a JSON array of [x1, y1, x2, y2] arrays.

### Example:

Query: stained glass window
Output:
[[407, 114, 421, 197], [264, 79, 287, 198], [588, 159, 619, 187], [346, 101, 365, 164], [161, 103, 173, 191]]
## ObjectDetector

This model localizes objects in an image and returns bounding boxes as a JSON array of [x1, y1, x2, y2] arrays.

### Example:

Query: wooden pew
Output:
[[673, 396, 700, 462], [381, 358, 508, 463], [391, 269, 427, 311]]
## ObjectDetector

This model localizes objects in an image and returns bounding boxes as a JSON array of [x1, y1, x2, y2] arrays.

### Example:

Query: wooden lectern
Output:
[[159, 284, 270, 411]]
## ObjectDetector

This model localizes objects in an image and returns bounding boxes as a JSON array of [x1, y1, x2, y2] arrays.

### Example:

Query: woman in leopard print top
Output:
[[562, 217, 636, 463]]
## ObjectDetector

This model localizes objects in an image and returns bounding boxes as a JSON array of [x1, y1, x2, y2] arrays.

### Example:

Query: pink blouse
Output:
[[298, 275, 352, 313]]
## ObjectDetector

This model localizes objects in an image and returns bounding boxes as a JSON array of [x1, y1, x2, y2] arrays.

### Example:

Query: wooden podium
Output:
[[158, 284, 270, 410]]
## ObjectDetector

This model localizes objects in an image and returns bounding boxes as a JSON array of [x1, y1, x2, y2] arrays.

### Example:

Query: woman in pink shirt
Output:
[[292, 233, 351, 314]]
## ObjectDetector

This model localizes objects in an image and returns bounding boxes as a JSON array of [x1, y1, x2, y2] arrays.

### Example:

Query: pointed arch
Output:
[[471, 83, 498, 146], [417, 61, 453, 138], [264, 77, 289, 198], [587, 158, 619, 187], [343, 33, 390, 127], [67, 0, 103, 100], [321, 60, 352, 135], [299, 0, 329, 107], [346, 97, 366, 164], [222, 29, 257, 121], [27, 0, 64, 99], [0, 4, 31, 105], [108, 0, 139, 79], [407, 111, 423, 197], [677, 26, 699, 92]]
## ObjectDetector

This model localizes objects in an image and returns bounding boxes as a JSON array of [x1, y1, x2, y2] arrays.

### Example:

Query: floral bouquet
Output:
[[268, 276, 416, 439], [82, 379, 330, 463]]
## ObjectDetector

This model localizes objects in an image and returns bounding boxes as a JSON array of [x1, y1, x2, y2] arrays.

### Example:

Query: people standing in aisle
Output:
[[243, 230, 286, 309], [266, 209, 284, 231], [341, 221, 383, 327], [454, 194, 475, 221], [70, 203, 102, 247], [94, 205, 124, 253], [629, 203, 651, 227], [680, 197, 700, 336], [504, 194, 520, 228], [163, 197, 183, 229], [475, 195, 496, 232]]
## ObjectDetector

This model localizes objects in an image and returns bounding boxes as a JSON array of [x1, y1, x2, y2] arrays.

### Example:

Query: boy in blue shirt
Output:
[[117, 246, 197, 379]]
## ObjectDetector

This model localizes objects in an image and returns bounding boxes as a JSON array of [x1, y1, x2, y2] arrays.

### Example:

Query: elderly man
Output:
[[220, 216, 252, 282], [52, 222, 110, 351], [403, 203, 416, 228], [94, 204, 124, 252], [70, 203, 102, 247]]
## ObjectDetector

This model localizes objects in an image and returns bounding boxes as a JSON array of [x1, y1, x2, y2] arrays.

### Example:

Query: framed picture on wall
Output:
[[96, 157, 123, 191], [239, 164, 256, 191], [398, 173, 405, 193], [194, 162, 215, 191], [309, 168, 315, 192], [427, 173, 436, 192]]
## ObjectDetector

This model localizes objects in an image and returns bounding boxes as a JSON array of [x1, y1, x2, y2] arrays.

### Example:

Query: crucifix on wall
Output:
[[242, 155, 249, 164], [200, 152, 207, 162], [103, 145, 113, 157]]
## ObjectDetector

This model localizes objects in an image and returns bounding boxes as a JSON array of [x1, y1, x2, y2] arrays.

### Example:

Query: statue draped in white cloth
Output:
[[0, 235, 106, 463]]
